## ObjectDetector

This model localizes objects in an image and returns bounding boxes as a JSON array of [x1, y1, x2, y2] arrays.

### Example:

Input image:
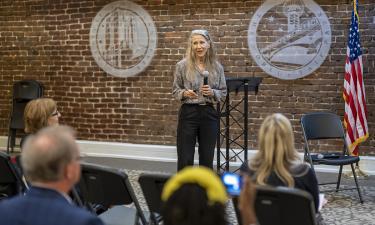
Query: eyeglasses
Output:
[[50, 110, 59, 117]]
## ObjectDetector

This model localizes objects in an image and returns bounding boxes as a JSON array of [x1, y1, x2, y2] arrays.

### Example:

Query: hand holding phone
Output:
[[221, 172, 242, 196]]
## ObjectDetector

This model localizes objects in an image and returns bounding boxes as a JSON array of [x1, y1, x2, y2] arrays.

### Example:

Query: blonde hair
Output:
[[250, 113, 300, 187], [185, 29, 220, 81], [24, 98, 57, 134]]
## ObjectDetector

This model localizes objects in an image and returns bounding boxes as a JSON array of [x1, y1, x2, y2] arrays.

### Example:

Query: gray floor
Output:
[[86, 156, 375, 225]]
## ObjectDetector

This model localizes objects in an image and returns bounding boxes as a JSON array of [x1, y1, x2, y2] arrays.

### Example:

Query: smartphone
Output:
[[221, 172, 242, 196]]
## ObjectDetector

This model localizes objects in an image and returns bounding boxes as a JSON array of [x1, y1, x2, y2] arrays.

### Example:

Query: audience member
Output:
[[161, 166, 258, 225], [0, 126, 104, 225], [21, 97, 60, 148], [240, 113, 324, 223], [161, 166, 228, 225], [162, 166, 256, 225]]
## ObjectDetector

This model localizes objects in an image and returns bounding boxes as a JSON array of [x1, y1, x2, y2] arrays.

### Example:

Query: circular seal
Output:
[[90, 0, 157, 77], [248, 0, 331, 80]]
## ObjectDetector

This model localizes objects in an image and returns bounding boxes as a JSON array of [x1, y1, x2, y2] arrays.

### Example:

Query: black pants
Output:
[[176, 104, 219, 171]]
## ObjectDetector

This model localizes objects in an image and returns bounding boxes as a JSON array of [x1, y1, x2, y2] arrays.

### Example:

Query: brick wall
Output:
[[0, 0, 374, 154]]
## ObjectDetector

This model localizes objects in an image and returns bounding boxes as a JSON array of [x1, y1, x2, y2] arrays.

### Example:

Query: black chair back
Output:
[[255, 186, 316, 225], [0, 152, 27, 200], [77, 163, 147, 225], [7, 80, 43, 153], [13, 80, 43, 101], [138, 173, 171, 224], [301, 112, 344, 140], [233, 186, 316, 225]]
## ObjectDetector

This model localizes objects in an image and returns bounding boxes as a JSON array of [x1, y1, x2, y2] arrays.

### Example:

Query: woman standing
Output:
[[172, 29, 227, 170]]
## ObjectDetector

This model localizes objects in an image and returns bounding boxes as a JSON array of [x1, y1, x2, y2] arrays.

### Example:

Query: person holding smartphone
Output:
[[172, 29, 227, 170], [161, 166, 228, 225], [221, 172, 257, 225], [240, 113, 324, 224], [161, 166, 257, 225]]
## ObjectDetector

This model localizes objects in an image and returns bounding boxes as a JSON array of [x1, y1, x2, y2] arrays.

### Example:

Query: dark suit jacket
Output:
[[0, 186, 104, 225]]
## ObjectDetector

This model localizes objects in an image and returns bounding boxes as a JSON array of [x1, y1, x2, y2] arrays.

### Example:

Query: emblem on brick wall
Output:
[[248, 0, 331, 79], [90, 0, 157, 77]]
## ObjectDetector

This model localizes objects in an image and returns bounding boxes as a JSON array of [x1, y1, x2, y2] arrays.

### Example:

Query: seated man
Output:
[[0, 126, 104, 225]]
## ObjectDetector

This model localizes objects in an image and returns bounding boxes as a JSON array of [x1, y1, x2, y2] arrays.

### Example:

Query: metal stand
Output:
[[216, 77, 262, 173]]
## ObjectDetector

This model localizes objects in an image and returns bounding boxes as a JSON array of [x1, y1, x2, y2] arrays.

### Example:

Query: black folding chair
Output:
[[138, 173, 171, 225], [0, 152, 28, 201], [77, 163, 147, 225], [233, 185, 317, 225], [301, 112, 363, 203], [7, 80, 43, 153]]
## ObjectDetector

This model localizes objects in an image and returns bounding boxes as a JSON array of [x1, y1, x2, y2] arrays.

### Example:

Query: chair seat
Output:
[[312, 155, 359, 165]]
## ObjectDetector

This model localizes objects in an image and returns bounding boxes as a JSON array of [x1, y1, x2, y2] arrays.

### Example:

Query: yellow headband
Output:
[[161, 166, 228, 204]]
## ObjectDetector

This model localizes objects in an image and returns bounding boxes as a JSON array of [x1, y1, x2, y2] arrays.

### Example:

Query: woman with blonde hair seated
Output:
[[240, 113, 323, 222], [20, 98, 60, 148]]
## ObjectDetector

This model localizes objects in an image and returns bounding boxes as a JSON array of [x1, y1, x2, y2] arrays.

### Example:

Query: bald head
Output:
[[21, 125, 79, 183]]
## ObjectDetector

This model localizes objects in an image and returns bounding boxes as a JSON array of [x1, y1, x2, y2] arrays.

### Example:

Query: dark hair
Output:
[[162, 183, 227, 225]]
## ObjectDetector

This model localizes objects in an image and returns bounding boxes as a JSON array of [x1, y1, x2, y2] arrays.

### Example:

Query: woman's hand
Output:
[[183, 89, 198, 99], [200, 85, 214, 97]]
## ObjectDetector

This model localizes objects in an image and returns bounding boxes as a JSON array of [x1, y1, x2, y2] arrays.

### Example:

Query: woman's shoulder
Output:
[[290, 163, 314, 178], [239, 161, 257, 177]]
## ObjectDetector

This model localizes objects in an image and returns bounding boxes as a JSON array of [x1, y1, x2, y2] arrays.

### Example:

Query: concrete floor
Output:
[[84, 156, 375, 188]]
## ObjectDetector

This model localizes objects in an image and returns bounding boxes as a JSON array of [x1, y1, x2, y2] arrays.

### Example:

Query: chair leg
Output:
[[10, 129, 16, 153], [150, 213, 159, 225], [7, 133, 11, 154], [336, 165, 343, 192], [351, 163, 364, 203], [304, 151, 315, 173], [133, 212, 140, 225], [148, 215, 154, 225]]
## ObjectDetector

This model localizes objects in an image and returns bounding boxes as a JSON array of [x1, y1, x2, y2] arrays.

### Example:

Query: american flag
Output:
[[343, 0, 368, 156]]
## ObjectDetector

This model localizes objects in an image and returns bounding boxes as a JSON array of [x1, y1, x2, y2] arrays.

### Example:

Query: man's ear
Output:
[[65, 162, 76, 180]]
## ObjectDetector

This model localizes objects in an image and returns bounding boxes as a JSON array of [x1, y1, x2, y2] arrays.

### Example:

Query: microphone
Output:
[[202, 71, 209, 85]]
